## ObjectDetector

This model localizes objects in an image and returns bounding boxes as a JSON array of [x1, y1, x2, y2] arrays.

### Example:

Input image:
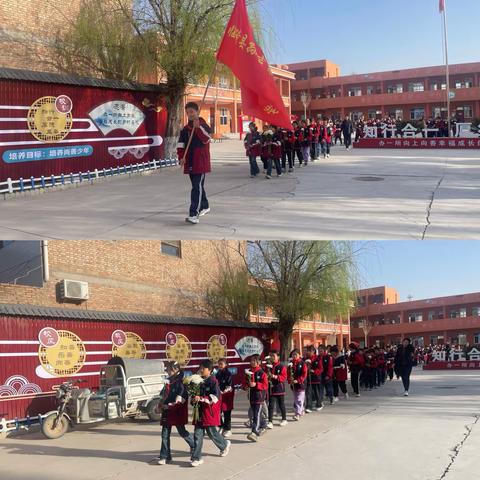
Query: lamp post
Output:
[[300, 90, 312, 121]]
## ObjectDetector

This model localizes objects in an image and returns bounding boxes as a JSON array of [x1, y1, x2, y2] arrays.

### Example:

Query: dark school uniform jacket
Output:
[[177, 118, 211, 175], [161, 371, 189, 427], [215, 367, 234, 411]]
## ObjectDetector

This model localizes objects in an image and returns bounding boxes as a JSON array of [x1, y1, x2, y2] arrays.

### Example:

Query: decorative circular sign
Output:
[[27, 96, 73, 143], [55, 95, 73, 114], [165, 333, 192, 366], [206, 335, 227, 363], [38, 327, 59, 348], [111, 332, 146, 359], [218, 334, 228, 346], [38, 330, 86, 377], [111, 330, 127, 347]]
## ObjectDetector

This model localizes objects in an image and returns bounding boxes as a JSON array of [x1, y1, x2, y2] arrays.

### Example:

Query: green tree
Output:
[[240, 241, 358, 360]]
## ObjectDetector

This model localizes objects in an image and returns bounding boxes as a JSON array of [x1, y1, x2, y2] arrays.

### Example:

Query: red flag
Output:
[[439, 0, 445, 12], [216, 0, 292, 130]]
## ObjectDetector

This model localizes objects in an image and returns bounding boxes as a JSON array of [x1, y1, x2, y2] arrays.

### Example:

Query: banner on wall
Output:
[[0, 74, 168, 182]]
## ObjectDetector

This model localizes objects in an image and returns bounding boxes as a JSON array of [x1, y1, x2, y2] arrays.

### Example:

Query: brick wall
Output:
[[0, 0, 82, 71], [0, 240, 246, 318]]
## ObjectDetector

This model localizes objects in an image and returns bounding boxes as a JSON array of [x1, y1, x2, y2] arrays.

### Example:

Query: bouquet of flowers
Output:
[[287, 361, 294, 388], [183, 374, 204, 423]]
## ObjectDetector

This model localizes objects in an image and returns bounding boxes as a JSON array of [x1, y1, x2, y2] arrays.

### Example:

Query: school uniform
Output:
[[300, 126, 312, 165], [320, 125, 333, 157], [347, 350, 365, 395], [279, 129, 295, 172], [305, 354, 323, 410], [319, 353, 334, 403], [191, 374, 228, 462], [288, 358, 307, 416], [244, 130, 261, 176], [177, 118, 211, 218], [159, 371, 194, 461], [333, 355, 348, 397], [293, 126, 304, 166], [268, 361, 287, 422], [310, 124, 320, 160], [215, 367, 234, 433], [243, 365, 269, 435], [364, 352, 377, 390]]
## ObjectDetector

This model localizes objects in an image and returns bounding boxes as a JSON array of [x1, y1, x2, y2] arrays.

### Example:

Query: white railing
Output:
[[0, 158, 178, 196]]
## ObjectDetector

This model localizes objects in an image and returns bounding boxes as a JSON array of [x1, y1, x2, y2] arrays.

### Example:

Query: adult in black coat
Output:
[[341, 116, 354, 149], [395, 338, 415, 396]]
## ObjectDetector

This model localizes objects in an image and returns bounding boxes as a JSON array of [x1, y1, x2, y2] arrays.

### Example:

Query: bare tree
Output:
[[238, 241, 358, 360]]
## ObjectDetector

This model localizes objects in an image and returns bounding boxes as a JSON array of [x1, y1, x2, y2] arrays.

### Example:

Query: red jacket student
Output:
[[243, 364, 269, 404], [194, 374, 222, 427], [306, 353, 323, 385], [161, 370, 189, 427], [269, 360, 288, 395], [177, 117, 211, 175], [288, 356, 308, 390]]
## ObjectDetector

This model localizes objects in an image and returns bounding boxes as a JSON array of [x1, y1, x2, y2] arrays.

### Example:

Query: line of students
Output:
[[244, 119, 335, 179], [152, 340, 412, 468]]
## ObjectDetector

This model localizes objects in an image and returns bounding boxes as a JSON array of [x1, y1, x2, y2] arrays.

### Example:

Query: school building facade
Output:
[[350, 286, 480, 348], [288, 59, 480, 122]]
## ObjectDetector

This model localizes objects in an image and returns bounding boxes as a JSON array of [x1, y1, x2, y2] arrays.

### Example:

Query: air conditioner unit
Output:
[[60, 279, 89, 301]]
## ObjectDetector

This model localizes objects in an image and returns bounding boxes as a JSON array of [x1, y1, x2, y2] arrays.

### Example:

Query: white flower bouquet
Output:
[[183, 374, 204, 423]]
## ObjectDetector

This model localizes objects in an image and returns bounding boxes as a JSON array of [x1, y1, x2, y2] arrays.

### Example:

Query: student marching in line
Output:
[[266, 350, 288, 429], [244, 122, 261, 178], [318, 345, 334, 405], [331, 346, 349, 401], [288, 349, 308, 421], [304, 345, 324, 412], [215, 358, 234, 438], [300, 120, 312, 166], [279, 127, 295, 173], [292, 121, 304, 167], [261, 126, 282, 179], [191, 360, 231, 467], [150, 361, 194, 465], [243, 354, 269, 442], [347, 342, 364, 397], [320, 119, 333, 158]]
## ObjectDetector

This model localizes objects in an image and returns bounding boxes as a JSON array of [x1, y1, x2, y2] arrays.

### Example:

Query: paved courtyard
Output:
[[1, 141, 480, 239], [1, 369, 479, 480]]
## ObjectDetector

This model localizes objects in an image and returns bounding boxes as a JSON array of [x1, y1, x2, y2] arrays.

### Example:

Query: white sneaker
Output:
[[280, 420, 288, 427], [185, 216, 199, 224], [326, 154, 330, 158], [220, 440, 231, 457], [244, 421, 251, 428], [247, 432, 258, 442], [222, 430, 232, 438], [150, 457, 168, 465], [404, 391, 409, 396], [293, 415, 300, 421], [265, 175, 271, 179], [266, 422, 274, 429], [355, 393, 360, 397], [344, 393, 349, 399], [191, 459, 204, 467], [316, 405, 324, 411], [305, 409, 312, 413], [333, 397, 339, 403], [198, 208, 210, 217]]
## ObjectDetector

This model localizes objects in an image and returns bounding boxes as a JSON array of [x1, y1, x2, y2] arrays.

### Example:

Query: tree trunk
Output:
[[164, 87, 185, 159], [278, 316, 295, 361]]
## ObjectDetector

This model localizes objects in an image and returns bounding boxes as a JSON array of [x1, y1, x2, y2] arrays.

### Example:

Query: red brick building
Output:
[[351, 286, 480, 348], [288, 59, 480, 122]]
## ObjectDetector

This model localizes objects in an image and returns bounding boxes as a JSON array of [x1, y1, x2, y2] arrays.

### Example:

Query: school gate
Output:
[[0, 67, 168, 184], [0, 305, 274, 436]]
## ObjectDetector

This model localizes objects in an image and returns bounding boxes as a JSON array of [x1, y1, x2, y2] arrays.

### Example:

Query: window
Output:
[[367, 86, 374, 95], [218, 76, 229, 88], [428, 310, 443, 320], [387, 84, 403, 94], [347, 87, 362, 97], [475, 333, 480, 344], [450, 307, 467, 318], [408, 312, 423, 323], [457, 333, 467, 346], [368, 294, 384, 304], [368, 110, 377, 119], [310, 67, 325, 78], [219, 108, 228, 126], [433, 106, 448, 118], [455, 78, 473, 89], [410, 108, 425, 120], [472, 307, 480, 317], [161, 241, 181, 258], [431, 82, 447, 91], [409, 82, 424, 92], [258, 305, 267, 317], [293, 70, 308, 81], [457, 105, 473, 118]]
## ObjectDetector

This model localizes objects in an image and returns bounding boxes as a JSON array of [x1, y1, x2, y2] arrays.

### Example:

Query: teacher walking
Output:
[[395, 338, 415, 396]]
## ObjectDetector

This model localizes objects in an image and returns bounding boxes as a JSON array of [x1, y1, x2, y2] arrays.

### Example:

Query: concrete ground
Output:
[[1, 141, 479, 239], [1, 369, 479, 480]]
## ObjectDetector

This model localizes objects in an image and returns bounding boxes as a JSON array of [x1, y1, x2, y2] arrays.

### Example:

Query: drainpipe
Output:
[[42, 240, 49, 282]]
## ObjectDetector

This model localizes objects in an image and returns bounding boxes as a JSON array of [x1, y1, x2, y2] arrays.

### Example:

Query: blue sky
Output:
[[259, 0, 480, 74], [355, 241, 480, 302]]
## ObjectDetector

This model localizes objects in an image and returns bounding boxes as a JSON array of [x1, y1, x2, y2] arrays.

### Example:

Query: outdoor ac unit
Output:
[[60, 279, 89, 300]]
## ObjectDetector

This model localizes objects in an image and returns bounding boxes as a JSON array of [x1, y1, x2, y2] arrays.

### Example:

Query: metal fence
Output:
[[0, 158, 178, 196]]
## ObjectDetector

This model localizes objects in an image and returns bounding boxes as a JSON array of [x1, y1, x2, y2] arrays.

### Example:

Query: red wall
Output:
[[0, 315, 273, 421], [0, 79, 167, 182]]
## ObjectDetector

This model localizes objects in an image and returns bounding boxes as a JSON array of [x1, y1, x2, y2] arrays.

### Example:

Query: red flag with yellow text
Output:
[[216, 0, 292, 130]]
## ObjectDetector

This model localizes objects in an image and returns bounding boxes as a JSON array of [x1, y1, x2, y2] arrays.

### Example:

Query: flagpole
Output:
[[181, 60, 219, 167], [442, 0, 451, 137]]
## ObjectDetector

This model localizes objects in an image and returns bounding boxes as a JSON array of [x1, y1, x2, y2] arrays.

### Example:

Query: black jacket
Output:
[[395, 344, 415, 367]]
